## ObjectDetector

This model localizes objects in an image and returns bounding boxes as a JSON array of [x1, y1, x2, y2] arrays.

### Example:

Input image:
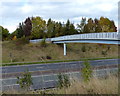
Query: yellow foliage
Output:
[[12, 36, 17, 40]]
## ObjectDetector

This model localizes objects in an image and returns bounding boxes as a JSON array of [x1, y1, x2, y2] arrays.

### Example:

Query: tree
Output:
[[94, 18, 102, 32], [47, 19, 56, 38], [31, 16, 46, 39], [65, 19, 70, 35], [23, 17, 32, 37], [16, 23, 24, 38], [99, 17, 117, 32], [77, 17, 117, 33], [55, 22, 62, 37], [0, 26, 10, 41], [69, 23, 78, 35], [77, 18, 86, 33], [86, 18, 95, 33]]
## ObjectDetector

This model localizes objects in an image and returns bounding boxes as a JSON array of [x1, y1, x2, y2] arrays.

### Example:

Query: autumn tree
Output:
[[23, 17, 32, 37], [86, 18, 95, 33], [77, 17, 117, 33], [31, 16, 46, 39], [99, 17, 117, 32], [94, 18, 102, 32]]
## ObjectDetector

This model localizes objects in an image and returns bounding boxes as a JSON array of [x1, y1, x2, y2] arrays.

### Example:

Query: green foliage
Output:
[[0, 26, 10, 41], [77, 17, 117, 33], [17, 69, 33, 91], [77, 18, 86, 33], [31, 16, 46, 39], [57, 73, 70, 89], [15, 17, 32, 39], [10, 16, 117, 41], [81, 60, 93, 82], [16, 23, 24, 38]]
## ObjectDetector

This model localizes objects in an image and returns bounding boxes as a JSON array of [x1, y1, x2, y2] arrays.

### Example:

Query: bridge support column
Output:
[[64, 43, 67, 56]]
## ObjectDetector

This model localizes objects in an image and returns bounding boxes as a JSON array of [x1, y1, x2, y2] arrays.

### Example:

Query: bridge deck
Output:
[[51, 32, 119, 42]]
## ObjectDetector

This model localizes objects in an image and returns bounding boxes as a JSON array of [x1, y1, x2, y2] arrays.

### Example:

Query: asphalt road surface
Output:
[[2, 59, 119, 74], [1, 59, 119, 91]]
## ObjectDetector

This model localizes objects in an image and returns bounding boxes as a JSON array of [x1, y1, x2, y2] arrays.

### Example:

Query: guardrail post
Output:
[[64, 43, 67, 56]]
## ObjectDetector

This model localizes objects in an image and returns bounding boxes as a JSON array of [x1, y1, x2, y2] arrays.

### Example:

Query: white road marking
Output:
[[36, 67, 43, 69]]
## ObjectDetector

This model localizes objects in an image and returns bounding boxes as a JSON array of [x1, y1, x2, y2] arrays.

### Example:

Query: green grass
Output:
[[2, 57, 119, 66]]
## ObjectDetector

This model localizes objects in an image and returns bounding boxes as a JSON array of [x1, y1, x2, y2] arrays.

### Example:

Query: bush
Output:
[[101, 50, 107, 56], [81, 60, 93, 82], [46, 56, 52, 59], [15, 36, 29, 45], [17, 69, 33, 91], [81, 45, 86, 52], [57, 73, 70, 89], [40, 38, 47, 47]]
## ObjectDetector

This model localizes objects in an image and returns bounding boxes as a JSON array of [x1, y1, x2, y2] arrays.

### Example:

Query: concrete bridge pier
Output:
[[64, 43, 67, 56]]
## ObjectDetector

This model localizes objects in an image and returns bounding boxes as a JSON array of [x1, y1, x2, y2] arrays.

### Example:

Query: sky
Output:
[[0, 0, 119, 33]]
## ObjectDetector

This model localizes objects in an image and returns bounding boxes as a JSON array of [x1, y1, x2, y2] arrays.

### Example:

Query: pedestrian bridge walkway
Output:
[[51, 32, 120, 44], [30, 32, 120, 55]]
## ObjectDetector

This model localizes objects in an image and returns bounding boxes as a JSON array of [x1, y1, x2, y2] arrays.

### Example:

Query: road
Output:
[[2, 59, 119, 74], [1, 59, 119, 91]]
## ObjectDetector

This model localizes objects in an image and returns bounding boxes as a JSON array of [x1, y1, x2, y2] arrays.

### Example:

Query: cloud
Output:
[[0, 0, 119, 33]]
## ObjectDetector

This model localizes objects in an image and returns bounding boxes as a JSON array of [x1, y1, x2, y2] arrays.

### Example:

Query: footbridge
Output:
[[30, 32, 120, 56], [51, 32, 120, 55]]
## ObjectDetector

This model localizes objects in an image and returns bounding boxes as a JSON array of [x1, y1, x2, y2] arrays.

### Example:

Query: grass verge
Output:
[[2, 57, 119, 66]]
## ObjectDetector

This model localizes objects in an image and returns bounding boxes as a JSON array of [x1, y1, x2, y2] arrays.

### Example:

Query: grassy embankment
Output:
[[2, 40, 118, 65]]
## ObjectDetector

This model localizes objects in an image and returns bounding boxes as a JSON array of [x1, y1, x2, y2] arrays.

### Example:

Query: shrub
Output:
[[81, 45, 86, 52], [17, 69, 33, 91], [81, 60, 93, 82], [57, 73, 70, 89], [40, 38, 47, 47], [101, 50, 107, 56], [46, 56, 52, 59], [15, 36, 29, 45]]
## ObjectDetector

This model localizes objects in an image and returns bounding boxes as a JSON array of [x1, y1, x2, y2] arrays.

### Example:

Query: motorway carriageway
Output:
[[1, 59, 119, 91]]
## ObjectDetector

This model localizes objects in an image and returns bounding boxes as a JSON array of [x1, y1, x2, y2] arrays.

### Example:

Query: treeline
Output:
[[1, 16, 117, 41]]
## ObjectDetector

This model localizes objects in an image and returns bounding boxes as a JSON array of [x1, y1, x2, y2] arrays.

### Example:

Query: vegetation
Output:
[[3, 74, 118, 94], [47, 75, 118, 94], [81, 60, 93, 82], [57, 73, 70, 89], [2, 40, 118, 63], [1, 16, 117, 41], [0, 26, 10, 41], [16, 69, 33, 92]]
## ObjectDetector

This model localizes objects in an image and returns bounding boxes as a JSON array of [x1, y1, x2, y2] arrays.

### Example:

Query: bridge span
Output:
[[51, 32, 120, 55], [30, 32, 120, 55]]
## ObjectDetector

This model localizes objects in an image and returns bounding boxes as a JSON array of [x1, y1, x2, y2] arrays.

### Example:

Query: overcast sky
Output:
[[0, 0, 119, 33]]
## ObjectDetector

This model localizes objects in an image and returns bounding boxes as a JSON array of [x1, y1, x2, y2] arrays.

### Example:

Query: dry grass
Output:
[[2, 40, 118, 63], [48, 75, 118, 94], [3, 75, 118, 95]]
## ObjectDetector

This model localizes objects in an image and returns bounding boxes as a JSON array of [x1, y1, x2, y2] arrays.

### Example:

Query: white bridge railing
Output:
[[51, 32, 119, 42]]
